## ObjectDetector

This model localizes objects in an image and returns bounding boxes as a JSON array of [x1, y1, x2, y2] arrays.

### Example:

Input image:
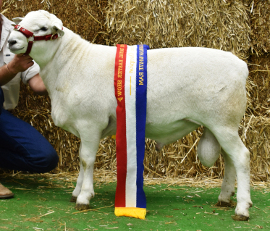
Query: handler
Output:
[[0, 1, 58, 199]]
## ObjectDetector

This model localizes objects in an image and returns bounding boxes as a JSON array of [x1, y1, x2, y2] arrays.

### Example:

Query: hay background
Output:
[[106, 0, 251, 60], [250, 0, 270, 56], [1, 0, 269, 181]]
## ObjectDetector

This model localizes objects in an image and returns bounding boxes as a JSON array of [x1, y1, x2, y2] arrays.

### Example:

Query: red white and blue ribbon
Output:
[[114, 44, 149, 219]]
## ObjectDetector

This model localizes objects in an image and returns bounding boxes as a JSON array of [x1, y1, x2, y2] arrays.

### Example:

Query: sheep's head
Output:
[[8, 10, 64, 63]]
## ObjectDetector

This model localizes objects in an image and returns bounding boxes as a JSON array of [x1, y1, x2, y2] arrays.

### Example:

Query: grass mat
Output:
[[0, 175, 269, 230]]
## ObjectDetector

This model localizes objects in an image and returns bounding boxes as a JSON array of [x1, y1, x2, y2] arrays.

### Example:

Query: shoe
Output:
[[0, 183, 14, 199]]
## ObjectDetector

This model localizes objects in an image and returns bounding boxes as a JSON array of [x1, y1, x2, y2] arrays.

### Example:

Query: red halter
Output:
[[14, 25, 59, 55]]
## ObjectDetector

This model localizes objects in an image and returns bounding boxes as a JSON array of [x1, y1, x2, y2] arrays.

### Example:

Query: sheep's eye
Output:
[[40, 27, 48, 31]]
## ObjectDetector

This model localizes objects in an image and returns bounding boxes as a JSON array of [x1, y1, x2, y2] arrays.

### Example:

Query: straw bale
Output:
[[246, 54, 270, 116], [3, 0, 108, 43], [250, 0, 270, 56], [1, 0, 270, 182], [106, 0, 251, 60]]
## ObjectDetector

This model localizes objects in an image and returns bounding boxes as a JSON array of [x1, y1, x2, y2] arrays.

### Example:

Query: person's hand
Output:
[[7, 54, 34, 74]]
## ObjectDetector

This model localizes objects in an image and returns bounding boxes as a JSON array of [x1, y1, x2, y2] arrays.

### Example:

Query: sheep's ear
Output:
[[53, 25, 65, 37], [12, 17, 24, 25]]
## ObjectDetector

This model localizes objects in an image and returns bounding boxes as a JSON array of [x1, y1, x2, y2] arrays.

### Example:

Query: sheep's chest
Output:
[[50, 99, 71, 129]]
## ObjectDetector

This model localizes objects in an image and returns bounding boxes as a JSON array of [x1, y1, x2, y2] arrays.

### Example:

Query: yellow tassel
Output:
[[111, 135, 116, 139], [114, 207, 146, 219]]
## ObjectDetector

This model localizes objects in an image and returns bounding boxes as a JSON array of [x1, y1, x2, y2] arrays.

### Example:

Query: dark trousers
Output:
[[0, 88, 58, 173]]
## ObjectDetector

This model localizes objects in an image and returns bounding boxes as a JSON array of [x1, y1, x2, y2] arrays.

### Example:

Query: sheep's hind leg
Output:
[[211, 127, 252, 221], [216, 149, 236, 208], [75, 139, 98, 210], [70, 159, 84, 203]]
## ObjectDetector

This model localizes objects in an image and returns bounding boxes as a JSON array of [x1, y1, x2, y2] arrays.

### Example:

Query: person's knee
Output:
[[27, 147, 59, 173], [38, 148, 59, 173]]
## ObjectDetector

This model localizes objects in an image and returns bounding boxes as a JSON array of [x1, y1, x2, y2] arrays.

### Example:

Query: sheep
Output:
[[8, 10, 252, 221]]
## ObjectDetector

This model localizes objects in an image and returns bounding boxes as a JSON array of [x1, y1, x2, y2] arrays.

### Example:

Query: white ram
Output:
[[8, 10, 252, 220]]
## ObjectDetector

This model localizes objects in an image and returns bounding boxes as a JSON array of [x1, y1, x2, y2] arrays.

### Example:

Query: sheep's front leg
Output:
[[75, 139, 99, 210], [70, 160, 84, 202]]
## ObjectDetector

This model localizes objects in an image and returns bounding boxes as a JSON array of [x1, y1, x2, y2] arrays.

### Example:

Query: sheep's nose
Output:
[[8, 39, 17, 46]]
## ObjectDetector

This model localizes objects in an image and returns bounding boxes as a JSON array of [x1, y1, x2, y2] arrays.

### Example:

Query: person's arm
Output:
[[0, 54, 34, 86], [28, 74, 47, 95]]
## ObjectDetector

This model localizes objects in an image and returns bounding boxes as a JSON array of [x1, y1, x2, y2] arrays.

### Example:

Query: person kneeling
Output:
[[0, 10, 58, 198]]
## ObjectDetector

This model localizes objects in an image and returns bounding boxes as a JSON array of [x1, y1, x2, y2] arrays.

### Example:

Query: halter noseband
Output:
[[14, 25, 60, 55]]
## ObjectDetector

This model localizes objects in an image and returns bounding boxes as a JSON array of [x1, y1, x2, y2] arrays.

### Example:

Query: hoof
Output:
[[215, 200, 236, 208], [232, 215, 249, 221], [70, 196, 77, 203], [75, 203, 90, 211]]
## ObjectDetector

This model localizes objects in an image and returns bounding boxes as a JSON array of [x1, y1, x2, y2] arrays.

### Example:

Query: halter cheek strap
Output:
[[14, 25, 60, 55]]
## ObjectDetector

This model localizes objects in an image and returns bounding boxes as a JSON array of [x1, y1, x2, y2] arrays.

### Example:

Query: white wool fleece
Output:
[[8, 10, 252, 220]]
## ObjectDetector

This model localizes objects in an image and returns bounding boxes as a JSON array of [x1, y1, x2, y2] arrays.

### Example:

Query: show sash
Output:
[[114, 44, 149, 219]]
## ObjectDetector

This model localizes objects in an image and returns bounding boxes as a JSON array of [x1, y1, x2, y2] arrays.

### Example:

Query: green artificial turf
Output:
[[0, 176, 269, 231]]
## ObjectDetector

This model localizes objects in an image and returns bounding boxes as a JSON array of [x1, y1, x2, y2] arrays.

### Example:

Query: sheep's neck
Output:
[[39, 28, 93, 96]]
